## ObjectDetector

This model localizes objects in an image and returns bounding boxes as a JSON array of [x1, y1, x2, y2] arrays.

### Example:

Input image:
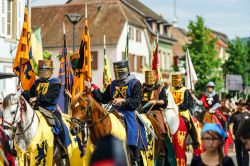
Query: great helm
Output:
[[206, 81, 215, 87], [113, 60, 130, 81], [172, 73, 183, 87], [38, 60, 53, 79], [145, 70, 157, 86]]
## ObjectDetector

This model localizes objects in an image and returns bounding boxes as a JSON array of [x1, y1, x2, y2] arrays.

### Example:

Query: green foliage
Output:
[[184, 16, 223, 94], [43, 50, 53, 60], [223, 38, 250, 89]]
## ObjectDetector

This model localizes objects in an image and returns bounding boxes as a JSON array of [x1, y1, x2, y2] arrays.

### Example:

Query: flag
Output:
[[58, 31, 74, 113], [13, 6, 36, 90], [185, 49, 198, 90], [72, 18, 92, 98], [103, 54, 112, 91], [123, 32, 129, 60], [151, 41, 162, 80], [31, 27, 43, 64]]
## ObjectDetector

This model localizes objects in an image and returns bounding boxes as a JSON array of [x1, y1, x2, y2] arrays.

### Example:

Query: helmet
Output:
[[113, 60, 130, 81], [38, 60, 53, 79], [206, 81, 215, 87], [172, 73, 183, 87], [145, 70, 156, 86]]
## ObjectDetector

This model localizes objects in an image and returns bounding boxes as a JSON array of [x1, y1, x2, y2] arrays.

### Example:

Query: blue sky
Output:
[[32, 0, 250, 39]]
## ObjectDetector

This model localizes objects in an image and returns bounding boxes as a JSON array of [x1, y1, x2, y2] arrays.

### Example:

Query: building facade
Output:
[[0, 0, 26, 95]]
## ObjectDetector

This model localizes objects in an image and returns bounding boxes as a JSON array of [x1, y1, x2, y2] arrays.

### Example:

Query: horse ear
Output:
[[19, 96, 27, 111]]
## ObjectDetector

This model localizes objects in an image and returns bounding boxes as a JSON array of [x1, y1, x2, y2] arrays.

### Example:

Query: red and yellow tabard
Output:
[[171, 87, 187, 106]]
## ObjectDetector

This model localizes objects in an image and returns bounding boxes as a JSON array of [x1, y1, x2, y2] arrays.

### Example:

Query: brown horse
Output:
[[70, 92, 155, 165]]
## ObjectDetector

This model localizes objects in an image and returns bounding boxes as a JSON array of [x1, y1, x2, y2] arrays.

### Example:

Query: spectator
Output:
[[238, 118, 250, 151], [229, 98, 250, 166], [191, 123, 234, 166], [90, 135, 127, 166]]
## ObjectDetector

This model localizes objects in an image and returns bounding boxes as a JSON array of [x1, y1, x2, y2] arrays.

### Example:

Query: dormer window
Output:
[[160, 24, 164, 35], [152, 21, 157, 33]]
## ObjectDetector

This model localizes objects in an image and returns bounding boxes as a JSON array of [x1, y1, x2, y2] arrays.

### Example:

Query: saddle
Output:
[[38, 106, 56, 127], [111, 110, 125, 128]]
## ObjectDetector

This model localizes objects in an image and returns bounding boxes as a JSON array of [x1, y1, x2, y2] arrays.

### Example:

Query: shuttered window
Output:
[[17, 0, 22, 39], [6, 0, 12, 37], [1, 0, 7, 36], [91, 51, 98, 70]]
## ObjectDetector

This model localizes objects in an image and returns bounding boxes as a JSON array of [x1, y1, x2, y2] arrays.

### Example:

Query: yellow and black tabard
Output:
[[15, 111, 54, 166]]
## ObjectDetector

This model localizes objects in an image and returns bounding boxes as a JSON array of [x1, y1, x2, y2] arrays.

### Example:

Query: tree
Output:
[[184, 16, 222, 94], [223, 38, 250, 94]]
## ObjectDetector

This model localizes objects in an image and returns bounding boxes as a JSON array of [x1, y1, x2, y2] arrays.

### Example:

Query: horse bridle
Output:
[[71, 96, 114, 134], [2, 98, 35, 139]]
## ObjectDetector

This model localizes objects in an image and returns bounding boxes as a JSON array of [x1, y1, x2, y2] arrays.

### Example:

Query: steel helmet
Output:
[[206, 81, 215, 87]]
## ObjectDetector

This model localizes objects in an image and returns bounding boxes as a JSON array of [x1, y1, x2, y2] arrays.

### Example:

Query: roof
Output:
[[0, 72, 16, 79], [170, 27, 189, 57], [210, 29, 229, 43], [31, 1, 145, 48], [121, 0, 167, 23]]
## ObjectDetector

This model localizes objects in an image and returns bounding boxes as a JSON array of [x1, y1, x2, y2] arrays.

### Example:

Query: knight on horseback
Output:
[[91, 60, 148, 164], [21, 60, 70, 158], [192, 81, 227, 129], [170, 73, 199, 149], [141, 70, 176, 165]]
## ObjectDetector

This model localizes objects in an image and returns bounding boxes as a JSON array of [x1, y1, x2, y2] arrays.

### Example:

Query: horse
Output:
[[1, 92, 84, 166], [70, 92, 155, 166]]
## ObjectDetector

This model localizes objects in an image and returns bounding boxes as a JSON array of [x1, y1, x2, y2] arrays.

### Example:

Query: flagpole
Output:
[[63, 22, 69, 114], [104, 35, 106, 56]]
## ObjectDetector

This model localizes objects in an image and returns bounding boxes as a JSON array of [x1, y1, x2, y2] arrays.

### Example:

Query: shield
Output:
[[164, 108, 180, 134], [164, 86, 180, 134]]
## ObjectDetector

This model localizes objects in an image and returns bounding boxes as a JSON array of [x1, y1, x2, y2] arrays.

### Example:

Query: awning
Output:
[[0, 72, 16, 79]]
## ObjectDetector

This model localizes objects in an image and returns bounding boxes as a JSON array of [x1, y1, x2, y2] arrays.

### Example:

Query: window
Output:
[[91, 51, 98, 70], [137, 56, 143, 73], [152, 22, 157, 33], [160, 24, 164, 35], [1, 0, 12, 38], [136, 29, 141, 42], [1, 0, 7, 36], [17, 0, 23, 38], [128, 54, 135, 72], [6, 0, 12, 37], [129, 26, 134, 40]]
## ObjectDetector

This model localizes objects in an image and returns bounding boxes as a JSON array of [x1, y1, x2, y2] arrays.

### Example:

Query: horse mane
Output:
[[89, 95, 107, 113], [3, 93, 15, 109]]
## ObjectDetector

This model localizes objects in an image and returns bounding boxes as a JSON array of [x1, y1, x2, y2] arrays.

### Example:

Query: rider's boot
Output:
[[128, 145, 141, 166], [189, 120, 199, 148], [55, 136, 68, 159]]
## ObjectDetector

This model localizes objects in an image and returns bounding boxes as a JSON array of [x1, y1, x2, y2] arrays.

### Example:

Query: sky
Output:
[[32, 0, 250, 39]]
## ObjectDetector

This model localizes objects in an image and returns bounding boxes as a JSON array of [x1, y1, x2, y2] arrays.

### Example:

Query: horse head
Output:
[[2, 91, 35, 142], [70, 92, 92, 135]]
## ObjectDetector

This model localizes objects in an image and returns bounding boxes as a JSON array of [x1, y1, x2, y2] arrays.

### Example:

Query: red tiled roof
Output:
[[31, 1, 145, 48]]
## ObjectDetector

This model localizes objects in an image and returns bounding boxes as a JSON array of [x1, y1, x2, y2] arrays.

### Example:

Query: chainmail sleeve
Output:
[[91, 84, 112, 104], [125, 81, 142, 110], [158, 85, 168, 109], [179, 89, 193, 110]]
